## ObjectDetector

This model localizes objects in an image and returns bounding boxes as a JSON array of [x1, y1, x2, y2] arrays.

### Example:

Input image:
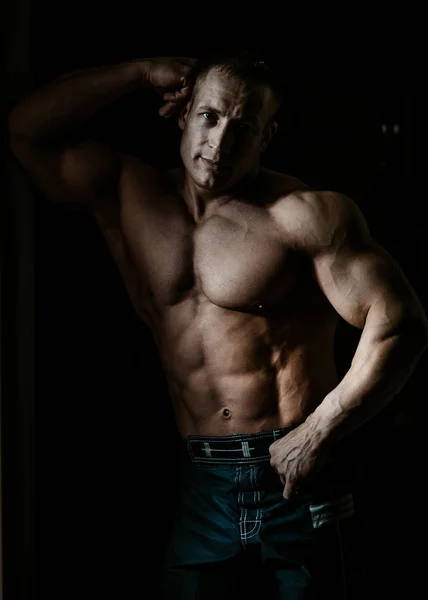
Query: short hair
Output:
[[192, 49, 287, 117]]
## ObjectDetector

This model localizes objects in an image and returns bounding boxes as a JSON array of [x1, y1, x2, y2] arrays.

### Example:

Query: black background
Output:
[[2, 5, 428, 599]]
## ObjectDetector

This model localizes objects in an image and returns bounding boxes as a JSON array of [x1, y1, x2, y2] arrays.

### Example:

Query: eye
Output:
[[201, 112, 217, 123], [238, 122, 254, 133]]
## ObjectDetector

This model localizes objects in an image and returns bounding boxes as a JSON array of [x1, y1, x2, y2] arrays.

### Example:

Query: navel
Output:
[[222, 408, 232, 419]]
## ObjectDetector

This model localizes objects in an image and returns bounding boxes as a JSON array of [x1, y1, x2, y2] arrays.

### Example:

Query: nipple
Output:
[[251, 300, 264, 311]]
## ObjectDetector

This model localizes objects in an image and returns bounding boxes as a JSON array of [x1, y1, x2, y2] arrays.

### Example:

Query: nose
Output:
[[208, 123, 234, 155]]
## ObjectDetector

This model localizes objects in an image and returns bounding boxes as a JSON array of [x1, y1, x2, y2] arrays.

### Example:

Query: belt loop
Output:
[[187, 438, 194, 460]]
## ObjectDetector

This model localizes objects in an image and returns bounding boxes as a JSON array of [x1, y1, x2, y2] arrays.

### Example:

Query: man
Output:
[[8, 52, 428, 599]]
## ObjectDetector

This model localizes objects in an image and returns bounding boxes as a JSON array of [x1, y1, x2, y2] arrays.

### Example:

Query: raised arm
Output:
[[7, 57, 197, 208]]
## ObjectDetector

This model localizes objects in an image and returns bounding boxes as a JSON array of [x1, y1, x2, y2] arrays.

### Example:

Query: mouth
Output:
[[200, 157, 231, 171]]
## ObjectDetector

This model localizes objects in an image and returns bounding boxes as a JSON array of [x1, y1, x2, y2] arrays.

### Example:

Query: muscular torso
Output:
[[96, 161, 340, 438]]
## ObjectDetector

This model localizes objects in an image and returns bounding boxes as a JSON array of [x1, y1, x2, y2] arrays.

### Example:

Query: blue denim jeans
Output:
[[162, 428, 355, 599]]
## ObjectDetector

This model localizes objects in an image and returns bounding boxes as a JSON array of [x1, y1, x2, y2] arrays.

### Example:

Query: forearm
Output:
[[309, 310, 428, 446], [8, 59, 152, 144]]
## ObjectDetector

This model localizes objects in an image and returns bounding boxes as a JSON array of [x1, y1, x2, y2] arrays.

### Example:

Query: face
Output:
[[179, 68, 278, 193]]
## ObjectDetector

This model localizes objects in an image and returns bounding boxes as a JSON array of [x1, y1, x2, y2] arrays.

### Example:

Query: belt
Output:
[[186, 427, 292, 464]]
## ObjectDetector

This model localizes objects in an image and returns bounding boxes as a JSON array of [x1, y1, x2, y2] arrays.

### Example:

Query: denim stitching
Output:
[[190, 455, 271, 465]]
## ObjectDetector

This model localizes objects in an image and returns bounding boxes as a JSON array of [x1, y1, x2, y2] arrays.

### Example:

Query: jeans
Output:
[[161, 429, 355, 599]]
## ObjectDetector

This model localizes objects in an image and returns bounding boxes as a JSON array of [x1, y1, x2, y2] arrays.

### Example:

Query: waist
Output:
[[168, 376, 337, 437], [184, 426, 294, 465]]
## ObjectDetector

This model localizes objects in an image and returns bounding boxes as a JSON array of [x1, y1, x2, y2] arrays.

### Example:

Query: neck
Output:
[[182, 164, 260, 222]]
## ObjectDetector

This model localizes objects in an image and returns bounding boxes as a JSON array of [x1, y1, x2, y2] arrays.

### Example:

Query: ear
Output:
[[260, 120, 278, 152], [178, 101, 191, 130]]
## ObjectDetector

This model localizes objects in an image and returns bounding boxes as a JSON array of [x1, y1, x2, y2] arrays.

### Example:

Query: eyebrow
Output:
[[199, 105, 223, 115]]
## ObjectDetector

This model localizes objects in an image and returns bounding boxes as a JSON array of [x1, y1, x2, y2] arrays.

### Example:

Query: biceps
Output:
[[313, 247, 417, 329], [11, 137, 121, 206]]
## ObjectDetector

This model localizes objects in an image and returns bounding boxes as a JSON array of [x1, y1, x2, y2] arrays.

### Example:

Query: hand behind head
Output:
[[149, 56, 198, 118], [158, 85, 193, 118]]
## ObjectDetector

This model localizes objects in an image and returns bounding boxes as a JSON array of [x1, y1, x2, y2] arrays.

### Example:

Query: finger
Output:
[[182, 70, 197, 87], [159, 91, 190, 117], [179, 86, 193, 100], [163, 91, 180, 102], [283, 480, 294, 500], [159, 101, 177, 117], [268, 440, 279, 454], [163, 86, 192, 102], [159, 101, 185, 118], [181, 62, 198, 85]]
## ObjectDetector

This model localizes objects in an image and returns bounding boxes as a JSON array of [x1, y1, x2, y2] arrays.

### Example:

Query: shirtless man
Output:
[[8, 53, 428, 599]]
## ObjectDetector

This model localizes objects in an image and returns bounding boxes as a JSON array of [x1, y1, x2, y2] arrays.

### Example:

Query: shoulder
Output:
[[259, 167, 312, 199], [269, 188, 370, 253]]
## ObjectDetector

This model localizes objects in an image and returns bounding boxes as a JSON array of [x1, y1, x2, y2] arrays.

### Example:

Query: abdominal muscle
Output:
[[155, 293, 340, 438]]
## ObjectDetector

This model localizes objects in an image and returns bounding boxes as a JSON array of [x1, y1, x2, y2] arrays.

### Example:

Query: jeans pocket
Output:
[[308, 490, 354, 529]]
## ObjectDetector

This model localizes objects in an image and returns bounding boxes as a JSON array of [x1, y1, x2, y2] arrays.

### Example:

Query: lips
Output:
[[200, 157, 231, 170]]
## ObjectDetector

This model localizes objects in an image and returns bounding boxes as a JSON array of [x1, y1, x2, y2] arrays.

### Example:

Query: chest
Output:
[[194, 212, 295, 309], [129, 203, 297, 310]]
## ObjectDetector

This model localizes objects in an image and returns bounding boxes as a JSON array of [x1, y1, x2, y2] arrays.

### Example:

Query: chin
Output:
[[198, 176, 231, 193], [194, 168, 234, 191]]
